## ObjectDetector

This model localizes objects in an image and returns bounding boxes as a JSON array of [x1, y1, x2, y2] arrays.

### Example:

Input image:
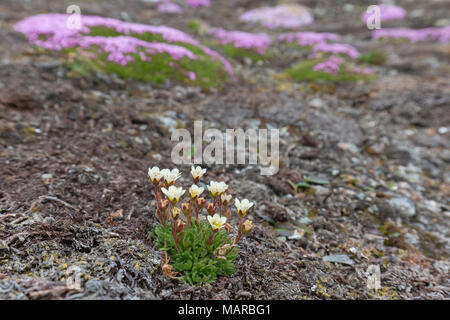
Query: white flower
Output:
[[161, 185, 185, 204], [207, 181, 228, 197], [160, 168, 170, 179], [207, 214, 227, 230], [221, 193, 232, 205], [163, 168, 181, 185], [191, 165, 206, 180], [235, 198, 254, 218], [189, 184, 204, 199], [148, 166, 163, 184]]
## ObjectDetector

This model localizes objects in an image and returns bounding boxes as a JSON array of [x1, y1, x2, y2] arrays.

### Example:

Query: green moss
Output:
[[357, 51, 387, 65], [187, 19, 202, 35], [218, 43, 273, 63], [285, 59, 375, 83], [152, 221, 238, 285]]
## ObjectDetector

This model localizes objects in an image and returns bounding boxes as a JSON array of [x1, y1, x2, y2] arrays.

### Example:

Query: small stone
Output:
[[75, 166, 101, 185], [43, 216, 55, 225], [388, 197, 416, 218], [160, 289, 172, 298], [309, 98, 325, 109], [298, 217, 312, 225], [288, 229, 305, 240], [404, 232, 419, 246], [0, 240, 10, 259], [438, 127, 448, 134], [312, 186, 329, 196], [41, 173, 53, 183], [237, 290, 252, 298], [338, 142, 359, 154], [366, 142, 385, 155], [323, 254, 355, 265]]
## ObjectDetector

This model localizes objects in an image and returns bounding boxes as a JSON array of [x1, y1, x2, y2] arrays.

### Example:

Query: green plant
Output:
[[147, 166, 255, 285], [218, 44, 274, 63], [153, 221, 238, 284], [285, 58, 375, 83], [69, 26, 230, 88], [357, 51, 387, 65]]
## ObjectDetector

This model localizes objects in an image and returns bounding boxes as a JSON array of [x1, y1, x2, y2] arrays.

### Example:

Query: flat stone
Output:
[[323, 254, 355, 265], [388, 197, 416, 218]]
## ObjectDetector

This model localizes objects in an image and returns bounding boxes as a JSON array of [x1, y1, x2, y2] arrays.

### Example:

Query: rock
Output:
[[68, 166, 101, 185], [338, 142, 359, 154], [309, 98, 325, 109], [236, 290, 252, 299], [323, 254, 355, 265], [0, 240, 10, 259], [388, 197, 416, 218], [404, 232, 419, 246], [148, 113, 179, 134], [41, 173, 53, 184], [43, 216, 55, 225], [288, 229, 305, 240], [312, 186, 330, 196], [366, 142, 386, 155], [413, 134, 449, 148], [160, 289, 172, 298], [298, 217, 312, 225]]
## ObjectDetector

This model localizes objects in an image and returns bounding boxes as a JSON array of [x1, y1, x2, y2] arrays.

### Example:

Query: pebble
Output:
[[0, 240, 10, 259], [298, 217, 312, 225], [404, 232, 419, 246], [338, 142, 359, 154], [309, 98, 325, 109], [237, 290, 252, 298], [388, 197, 416, 218], [41, 173, 53, 181], [323, 254, 355, 265], [43, 216, 55, 225], [288, 229, 305, 240]]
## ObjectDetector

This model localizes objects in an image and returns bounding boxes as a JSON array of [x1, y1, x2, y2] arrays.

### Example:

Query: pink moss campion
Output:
[[157, 1, 183, 14], [210, 28, 271, 54], [372, 26, 450, 43], [312, 43, 360, 59], [14, 13, 233, 75], [362, 4, 406, 23], [240, 4, 313, 29], [279, 32, 340, 47], [313, 56, 344, 75], [347, 65, 374, 75], [186, 71, 196, 80], [186, 0, 211, 7]]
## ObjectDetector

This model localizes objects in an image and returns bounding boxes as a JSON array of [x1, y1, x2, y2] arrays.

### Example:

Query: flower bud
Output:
[[242, 219, 254, 234], [181, 202, 191, 217], [172, 207, 181, 219], [159, 198, 169, 211], [196, 197, 206, 208], [206, 203, 215, 216], [176, 219, 186, 232]]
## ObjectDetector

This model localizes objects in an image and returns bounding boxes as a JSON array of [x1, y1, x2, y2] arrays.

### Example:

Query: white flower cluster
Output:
[[148, 165, 255, 242]]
